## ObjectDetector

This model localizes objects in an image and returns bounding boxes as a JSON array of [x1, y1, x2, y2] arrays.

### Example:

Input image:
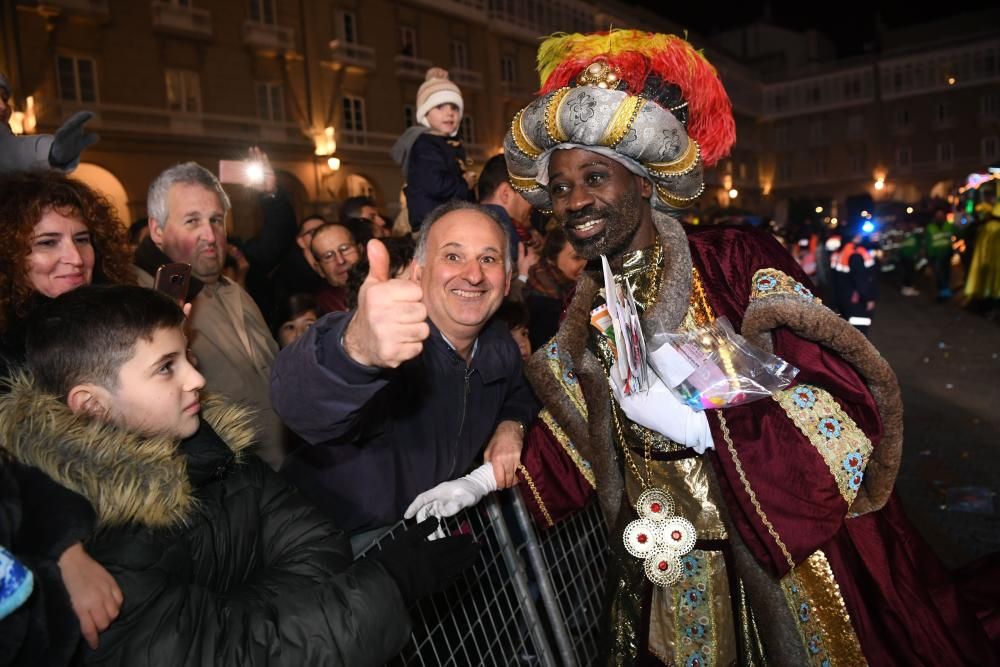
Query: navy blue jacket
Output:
[[404, 133, 470, 230], [271, 312, 537, 533]]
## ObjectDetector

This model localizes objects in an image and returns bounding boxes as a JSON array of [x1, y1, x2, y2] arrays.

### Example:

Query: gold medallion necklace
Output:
[[612, 402, 697, 586], [605, 252, 700, 586]]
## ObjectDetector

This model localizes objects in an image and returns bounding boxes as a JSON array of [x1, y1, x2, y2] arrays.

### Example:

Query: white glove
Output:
[[404, 463, 498, 525], [610, 366, 715, 453]]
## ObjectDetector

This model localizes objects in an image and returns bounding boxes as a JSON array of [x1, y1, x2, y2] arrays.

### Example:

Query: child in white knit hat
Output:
[[390, 68, 476, 231]]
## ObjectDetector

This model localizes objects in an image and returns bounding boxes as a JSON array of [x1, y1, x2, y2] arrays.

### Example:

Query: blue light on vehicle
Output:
[[861, 221, 875, 234]]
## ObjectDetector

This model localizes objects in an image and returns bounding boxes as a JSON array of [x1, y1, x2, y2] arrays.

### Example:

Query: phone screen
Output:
[[218, 160, 245, 185], [154, 262, 192, 304]]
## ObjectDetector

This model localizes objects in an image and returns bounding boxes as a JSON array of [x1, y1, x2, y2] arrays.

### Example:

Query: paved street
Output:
[[868, 271, 1000, 567]]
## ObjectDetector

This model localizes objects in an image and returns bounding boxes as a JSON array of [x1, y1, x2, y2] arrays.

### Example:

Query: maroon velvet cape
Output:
[[519, 226, 997, 665]]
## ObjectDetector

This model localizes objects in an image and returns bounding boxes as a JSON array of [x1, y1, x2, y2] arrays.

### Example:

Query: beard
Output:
[[559, 187, 647, 261]]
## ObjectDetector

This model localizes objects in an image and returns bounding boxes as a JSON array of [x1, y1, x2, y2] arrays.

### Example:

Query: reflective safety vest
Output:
[[831, 242, 874, 273]]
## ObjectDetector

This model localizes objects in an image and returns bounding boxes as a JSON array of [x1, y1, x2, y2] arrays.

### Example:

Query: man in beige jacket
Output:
[[134, 158, 284, 467]]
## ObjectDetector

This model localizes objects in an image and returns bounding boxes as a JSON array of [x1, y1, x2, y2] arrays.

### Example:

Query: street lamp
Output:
[[728, 188, 738, 199]]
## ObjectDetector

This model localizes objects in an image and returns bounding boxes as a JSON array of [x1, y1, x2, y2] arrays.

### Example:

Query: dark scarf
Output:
[[134, 236, 209, 300]]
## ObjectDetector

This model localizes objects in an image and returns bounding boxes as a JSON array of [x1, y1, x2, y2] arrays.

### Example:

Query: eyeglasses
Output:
[[314, 244, 359, 264]]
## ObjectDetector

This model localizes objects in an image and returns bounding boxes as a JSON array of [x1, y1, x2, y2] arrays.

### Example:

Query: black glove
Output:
[[369, 517, 479, 605], [48, 111, 99, 168]]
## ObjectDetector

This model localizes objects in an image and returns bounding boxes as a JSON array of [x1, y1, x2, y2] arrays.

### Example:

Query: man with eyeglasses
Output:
[[309, 222, 361, 314]]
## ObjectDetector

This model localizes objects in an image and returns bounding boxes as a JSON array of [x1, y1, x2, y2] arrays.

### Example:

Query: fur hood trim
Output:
[[0, 373, 257, 529], [741, 294, 902, 514]]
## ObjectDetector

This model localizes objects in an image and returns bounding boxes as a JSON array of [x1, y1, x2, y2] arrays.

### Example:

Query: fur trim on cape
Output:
[[527, 209, 902, 521], [0, 373, 257, 529], [741, 295, 902, 514]]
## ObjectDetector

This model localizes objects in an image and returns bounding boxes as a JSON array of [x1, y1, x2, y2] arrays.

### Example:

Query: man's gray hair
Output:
[[147, 162, 232, 228], [414, 200, 512, 276]]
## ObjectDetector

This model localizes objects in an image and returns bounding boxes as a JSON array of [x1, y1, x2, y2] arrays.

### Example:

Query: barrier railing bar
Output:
[[510, 488, 579, 667], [484, 494, 559, 667]]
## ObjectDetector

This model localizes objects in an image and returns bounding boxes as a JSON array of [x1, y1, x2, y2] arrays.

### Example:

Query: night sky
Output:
[[621, 0, 996, 57]]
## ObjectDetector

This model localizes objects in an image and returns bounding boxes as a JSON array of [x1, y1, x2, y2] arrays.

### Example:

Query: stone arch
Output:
[[70, 163, 131, 227], [346, 173, 380, 203]]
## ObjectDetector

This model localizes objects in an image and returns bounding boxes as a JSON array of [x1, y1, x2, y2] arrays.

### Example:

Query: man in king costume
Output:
[[507, 31, 997, 666]]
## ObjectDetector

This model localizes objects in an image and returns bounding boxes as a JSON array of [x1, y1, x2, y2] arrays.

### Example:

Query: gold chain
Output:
[[610, 396, 652, 489], [517, 464, 555, 528], [718, 412, 796, 571], [689, 266, 713, 327]]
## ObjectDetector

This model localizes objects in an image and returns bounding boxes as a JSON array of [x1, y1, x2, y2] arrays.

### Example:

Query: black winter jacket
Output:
[[0, 377, 411, 667], [0, 462, 95, 667]]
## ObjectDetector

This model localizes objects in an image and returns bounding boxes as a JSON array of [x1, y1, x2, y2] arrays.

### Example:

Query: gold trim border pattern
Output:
[[600, 95, 645, 148], [647, 139, 701, 178], [544, 87, 572, 145], [775, 384, 873, 505], [780, 550, 867, 667], [749, 268, 822, 305], [540, 409, 596, 488], [656, 182, 706, 209], [510, 108, 542, 159], [508, 173, 540, 192]]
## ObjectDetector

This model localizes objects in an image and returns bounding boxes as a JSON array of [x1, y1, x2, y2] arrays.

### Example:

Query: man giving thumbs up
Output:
[[271, 200, 538, 548]]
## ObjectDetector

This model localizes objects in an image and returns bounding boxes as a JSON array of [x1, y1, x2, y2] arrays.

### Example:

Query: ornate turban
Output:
[[503, 31, 736, 213]]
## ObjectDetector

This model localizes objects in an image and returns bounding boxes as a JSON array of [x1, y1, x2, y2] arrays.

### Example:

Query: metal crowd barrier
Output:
[[356, 490, 609, 667]]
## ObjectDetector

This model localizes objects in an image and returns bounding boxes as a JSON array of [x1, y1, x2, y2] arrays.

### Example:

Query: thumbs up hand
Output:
[[343, 239, 429, 368]]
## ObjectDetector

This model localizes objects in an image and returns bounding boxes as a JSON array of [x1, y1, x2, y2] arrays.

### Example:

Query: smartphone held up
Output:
[[218, 159, 265, 187], [154, 262, 191, 305]]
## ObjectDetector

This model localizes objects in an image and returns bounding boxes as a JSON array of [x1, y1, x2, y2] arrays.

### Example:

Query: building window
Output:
[[460, 115, 475, 144], [847, 113, 864, 138], [983, 137, 998, 162], [56, 55, 98, 103], [738, 162, 747, 180], [843, 77, 862, 99], [399, 26, 417, 57], [813, 154, 827, 179], [808, 119, 826, 145], [248, 0, 275, 24], [774, 125, 789, 149], [451, 41, 468, 70], [934, 101, 953, 125], [777, 159, 792, 183], [165, 70, 201, 113], [500, 55, 516, 83], [337, 11, 357, 44], [895, 146, 911, 168], [403, 104, 415, 128], [849, 152, 865, 176], [981, 93, 999, 118], [894, 108, 910, 127], [936, 142, 953, 163], [342, 94, 365, 132], [255, 82, 284, 121]]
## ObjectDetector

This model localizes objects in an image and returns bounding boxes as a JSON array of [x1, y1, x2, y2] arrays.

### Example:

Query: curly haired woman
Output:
[[0, 170, 134, 370]]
